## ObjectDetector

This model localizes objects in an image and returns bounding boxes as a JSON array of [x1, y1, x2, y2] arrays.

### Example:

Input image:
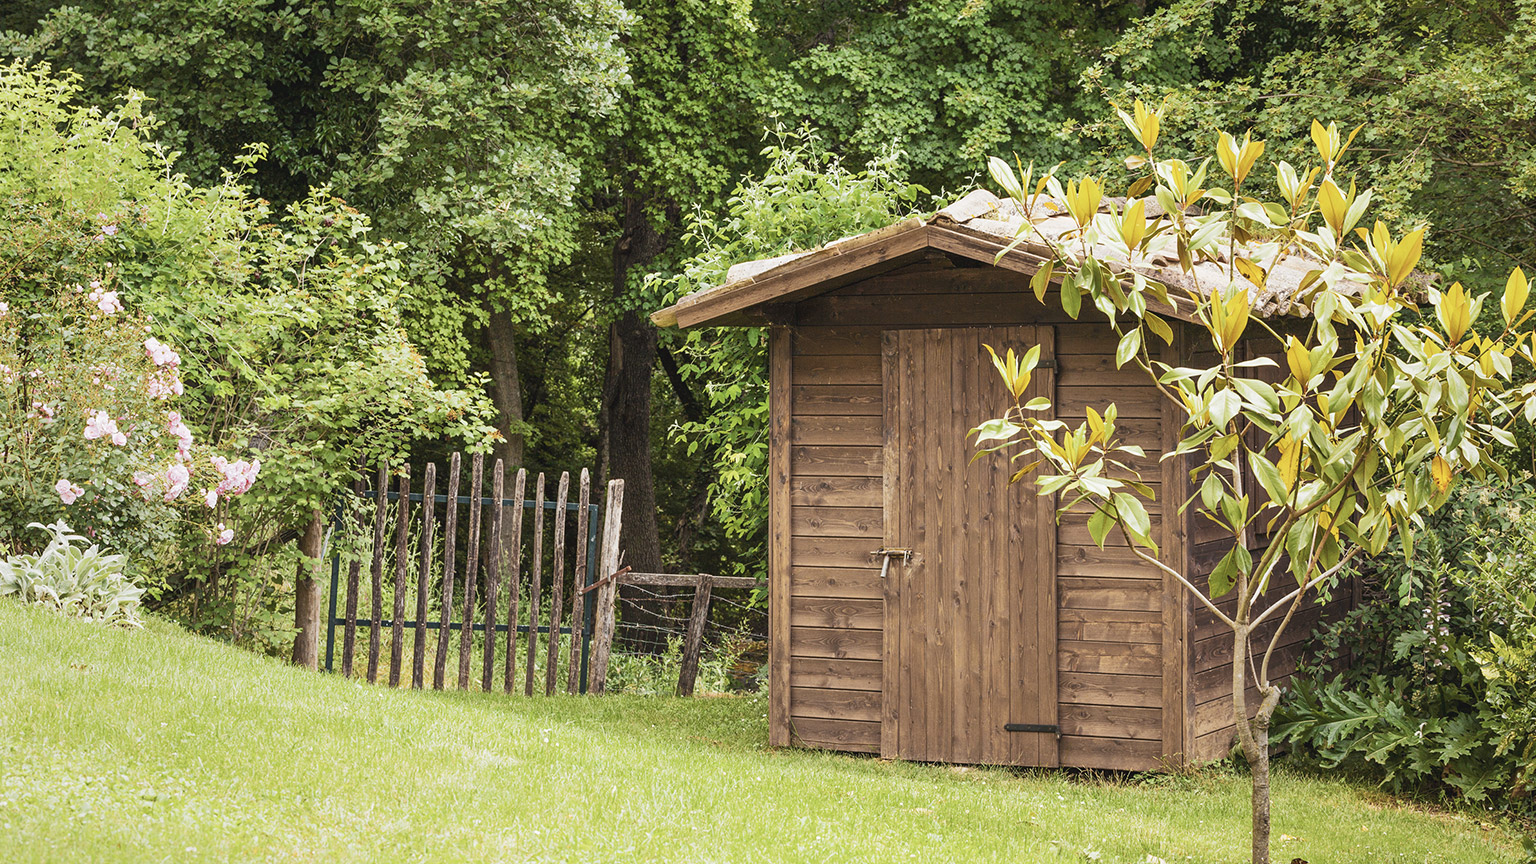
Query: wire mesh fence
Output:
[[603, 579, 767, 696]]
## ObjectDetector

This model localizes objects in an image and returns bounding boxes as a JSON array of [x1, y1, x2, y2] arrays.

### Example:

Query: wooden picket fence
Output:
[[322, 452, 622, 695]]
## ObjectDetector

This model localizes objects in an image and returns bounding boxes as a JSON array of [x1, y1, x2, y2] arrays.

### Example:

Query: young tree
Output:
[[975, 105, 1536, 863]]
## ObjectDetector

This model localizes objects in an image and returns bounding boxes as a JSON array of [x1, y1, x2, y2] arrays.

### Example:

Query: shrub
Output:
[[1275, 480, 1536, 808], [0, 521, 144, 626], [0, 61, 495, 649], [0, 198, 256, 560]]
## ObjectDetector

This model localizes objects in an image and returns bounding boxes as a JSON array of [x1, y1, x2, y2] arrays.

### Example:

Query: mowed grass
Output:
[[0, 604, 1520, 864]]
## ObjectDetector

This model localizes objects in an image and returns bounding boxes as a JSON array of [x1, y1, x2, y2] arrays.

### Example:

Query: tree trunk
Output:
[[290, 510, 325, 670], [487, 307, 526, 470], [604, 196, 671, 650], [1231, 621, 1282, 864], [1250, 712, 1272, 864]]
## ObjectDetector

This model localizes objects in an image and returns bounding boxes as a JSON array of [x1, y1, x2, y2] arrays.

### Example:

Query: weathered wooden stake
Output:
[[545, 471, 570, 696], [588, 479, 625, 695], [502, 468, 527, 693], [411, 462, 436, 689], [482, 460, 505, 692], [367, 462, 387, 684], [388, 466, 411, 687], [341, 476, 364, 678], [458, 453, 484, 689], [433, 452, 461, 690], [676, 574, 715, 697], [565, 469, 591, 694], [525, 472, 546, 696]]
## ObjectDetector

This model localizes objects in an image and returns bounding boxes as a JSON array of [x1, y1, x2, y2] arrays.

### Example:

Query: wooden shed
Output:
[[651, 190, 1355, 770]]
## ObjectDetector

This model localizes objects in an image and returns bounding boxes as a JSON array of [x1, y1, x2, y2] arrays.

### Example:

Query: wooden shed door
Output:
[[880, 326, 1058, 766]]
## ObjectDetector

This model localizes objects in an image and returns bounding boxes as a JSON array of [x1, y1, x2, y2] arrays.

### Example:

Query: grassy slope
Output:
[[0, 604, 1518, 864]]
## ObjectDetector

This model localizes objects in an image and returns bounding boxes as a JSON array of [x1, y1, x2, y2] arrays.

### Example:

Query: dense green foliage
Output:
[[1086, 0, 1536, 283], [1277, 480, 1536, 809], [0, 63, 491, 649], [654, 129, 926, 580]]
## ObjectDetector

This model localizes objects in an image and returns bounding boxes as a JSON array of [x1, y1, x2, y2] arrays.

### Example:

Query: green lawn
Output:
[[0, 603, 1520, 863]]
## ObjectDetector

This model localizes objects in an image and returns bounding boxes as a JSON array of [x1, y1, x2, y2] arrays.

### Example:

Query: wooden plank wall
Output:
[[782, 262, 1168, 769], [786, 325, 885, 753]]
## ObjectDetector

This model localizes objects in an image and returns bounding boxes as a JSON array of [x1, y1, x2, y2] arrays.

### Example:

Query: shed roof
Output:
[[651, 189, 1372, 330]]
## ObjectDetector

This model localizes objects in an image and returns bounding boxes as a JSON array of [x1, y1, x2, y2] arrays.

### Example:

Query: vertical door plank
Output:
[[412, 462, 437, 689], [880, 331, 901, 759], [525, 472, 547, 696], [389, 466, 411, 688], [566, 469, 592, 694], [767, 326, 792, 743], [434, 453, 461, 689], [502, 469, 527, 693], [481, 460, 504, 692], [367, 462, 388, 684], [902, 329, 928, 759], [458, 453, 484, 689], [545, 471, 570, 695], [1034, 325, 1059, 767], [976, 327, 1002, 764], [926, 327, 950, 763]]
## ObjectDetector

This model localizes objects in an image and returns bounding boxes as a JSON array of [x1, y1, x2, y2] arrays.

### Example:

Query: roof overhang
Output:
[[650, 188, 1374, 330]]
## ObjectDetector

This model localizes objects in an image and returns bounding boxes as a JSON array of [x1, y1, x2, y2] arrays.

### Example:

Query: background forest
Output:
[[5, 0, 1536, 817], [11, 0, 1533, 592]]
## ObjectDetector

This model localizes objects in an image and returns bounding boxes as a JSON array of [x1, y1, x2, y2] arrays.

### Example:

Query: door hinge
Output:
[[1004, 723, 1060, 736], [1036, 358, 1056, 369]]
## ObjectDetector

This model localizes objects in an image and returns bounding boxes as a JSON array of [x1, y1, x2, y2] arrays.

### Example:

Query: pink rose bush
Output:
[[3, 258, 257, 552]]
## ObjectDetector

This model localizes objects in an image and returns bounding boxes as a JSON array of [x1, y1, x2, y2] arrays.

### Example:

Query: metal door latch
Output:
[[871, 548, 912, 579]]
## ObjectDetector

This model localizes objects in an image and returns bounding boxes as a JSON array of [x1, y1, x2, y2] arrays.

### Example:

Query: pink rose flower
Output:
[[84, 410, 121, 443], [216, 525, 234, 546], [55, 478, 84, 505], [204, 488, 218, 508], [164, 463, 190, 501], [88, 286, 122, 315], [143, 337, 181, 368], [166, 411, 194, 460]]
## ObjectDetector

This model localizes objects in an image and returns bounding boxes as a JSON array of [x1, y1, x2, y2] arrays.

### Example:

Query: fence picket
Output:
[[458, 453, 484, 689], [589, 479, 624, 694], [525, 472, 546, 696], [389, 466, 411, 688], [481, 460, 504, 692], [566, 469, 591, 694], [545, 471, 569, 696], [434, 452, 461, 690], [503, 468, 527, 693], [411, 463, 436, 689], [342, 476, 363, 678], [368, 462, 388, 684]]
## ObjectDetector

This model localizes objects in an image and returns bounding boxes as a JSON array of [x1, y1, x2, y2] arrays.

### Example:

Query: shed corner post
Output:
[[768, 324, 793, 747]]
